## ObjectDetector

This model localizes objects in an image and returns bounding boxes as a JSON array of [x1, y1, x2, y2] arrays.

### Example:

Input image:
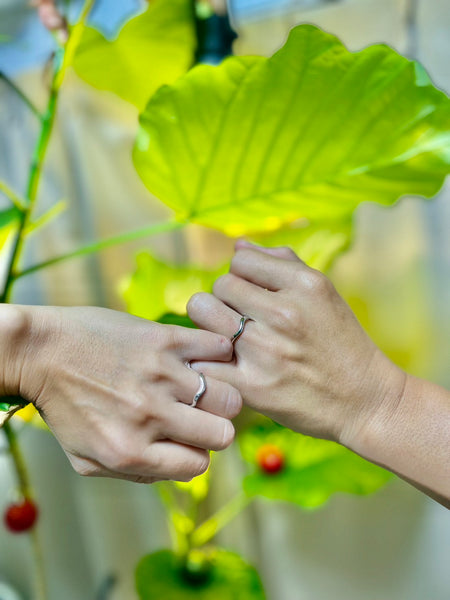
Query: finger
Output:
[[168, 325, 233, 362], [70, 442, 211, 483], [178, 369, 242, 419], [230, 247, 306, 291], [235, 239, 301, 262], [140, 440, 211, 481], [187, 292, 245, 340], [190, 360, 238, 392], [213, 273, 270, 319], [165, 404, 235, 452]]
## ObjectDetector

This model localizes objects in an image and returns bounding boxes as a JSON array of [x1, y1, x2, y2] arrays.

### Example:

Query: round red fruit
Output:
[[256, 444, 285, 474], [4, 498, 39, 533]]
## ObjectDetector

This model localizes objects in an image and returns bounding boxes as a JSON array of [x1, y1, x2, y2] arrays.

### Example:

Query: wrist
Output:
[[0, 304, 33, 399], [338, 348, 408, 462]]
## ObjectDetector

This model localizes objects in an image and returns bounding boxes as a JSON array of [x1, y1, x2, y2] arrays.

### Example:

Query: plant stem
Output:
[[0, 180, 28, 212], [3, 422, 47, 600], [0, 71, 42, 120], [13, 219, 185, 281], [0, 1, 95, 304], [191, 492, 252, 548]]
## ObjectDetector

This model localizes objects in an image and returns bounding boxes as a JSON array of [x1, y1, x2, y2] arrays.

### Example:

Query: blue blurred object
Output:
[[0, 0, 144, 75], [230, 0, 340, 22]]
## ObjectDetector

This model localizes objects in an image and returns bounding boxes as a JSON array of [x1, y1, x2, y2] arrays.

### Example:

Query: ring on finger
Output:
[[231, 315, 251, 345], [185, 361, 207, 408]]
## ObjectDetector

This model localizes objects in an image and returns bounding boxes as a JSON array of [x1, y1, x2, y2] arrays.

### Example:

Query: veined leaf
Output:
[[121, 252, 226, 321], [239, 421, 392, 508], [136, 549, 265, 600], [134, 24, 450, 236], [73, 0, 196, 110]]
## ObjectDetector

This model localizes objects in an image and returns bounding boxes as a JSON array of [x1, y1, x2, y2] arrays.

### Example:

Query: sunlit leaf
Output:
[[134, 24, 450, 236], [121, 252, 226, 321], [73, 0, 196, 109], [239, 420, 392, 509], [251, 218, 353, 272], [136, 549, 265, 599]]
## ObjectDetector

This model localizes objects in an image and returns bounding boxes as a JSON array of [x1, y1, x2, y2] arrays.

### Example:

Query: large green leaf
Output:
[[136, 549, 265, 600], [134, 24, 450, 236], [239, 421, 392, 509], [73, 0, 196, 110], [0, 206, 20, 252], [121, 252, 226, 321]]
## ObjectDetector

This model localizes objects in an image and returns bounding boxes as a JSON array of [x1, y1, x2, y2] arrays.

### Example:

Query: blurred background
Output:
[[0, 1, 449, 599]]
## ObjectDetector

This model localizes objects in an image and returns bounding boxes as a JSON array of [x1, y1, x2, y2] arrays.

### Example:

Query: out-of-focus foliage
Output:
[[239, 420, 392, 508], [0, 206, 20, 252], [136, 549, 265, 600], [251, 217, 353, 271], [73, 0, 196, 110], [122, 252, 225, 321], [134, 24, 450, 236]]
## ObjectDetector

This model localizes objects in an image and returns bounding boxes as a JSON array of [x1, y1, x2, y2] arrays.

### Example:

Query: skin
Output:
[[0, 305, 241, 483], [187, 240, 450, 507]]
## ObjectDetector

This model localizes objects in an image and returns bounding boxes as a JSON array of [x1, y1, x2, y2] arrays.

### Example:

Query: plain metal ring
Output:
[[231, 315, 251, 345], [191, 372, 206, 408]]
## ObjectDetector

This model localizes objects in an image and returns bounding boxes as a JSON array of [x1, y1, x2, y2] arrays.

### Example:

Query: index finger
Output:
[[230, 247, 308, 291]]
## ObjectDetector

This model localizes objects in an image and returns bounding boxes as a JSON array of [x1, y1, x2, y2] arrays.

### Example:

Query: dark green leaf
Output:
[[134, 24, 450, 236], [239, 420, 392, 508], [135, 549, 265, 600]]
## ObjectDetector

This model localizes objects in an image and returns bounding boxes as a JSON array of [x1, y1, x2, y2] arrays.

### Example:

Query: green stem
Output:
[[191, 492, 252, 548], [3, 422, 47, 600], [0, 71, 42, 120], [0, 180, 28, 212], [157, 483, 190, 556], [0, 2, 95, 304], [13, 219, 185, 281]]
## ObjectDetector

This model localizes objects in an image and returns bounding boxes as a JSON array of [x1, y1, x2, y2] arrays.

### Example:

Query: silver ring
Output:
[[191, 372, 206, 408], [231, 315, 251, 344]]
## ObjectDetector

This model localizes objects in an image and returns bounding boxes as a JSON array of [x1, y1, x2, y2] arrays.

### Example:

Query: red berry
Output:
[[4, 498, 39, 533], [256, 444, 285, 474]]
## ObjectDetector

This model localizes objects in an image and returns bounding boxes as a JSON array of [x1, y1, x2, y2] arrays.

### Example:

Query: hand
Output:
[[0, 305, 241, 483], [187, 241, 405, 446]]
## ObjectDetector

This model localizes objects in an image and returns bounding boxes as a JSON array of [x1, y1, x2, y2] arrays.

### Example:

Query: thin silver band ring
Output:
[[231, 315, 251, 344], [185, 361, 207, 408]]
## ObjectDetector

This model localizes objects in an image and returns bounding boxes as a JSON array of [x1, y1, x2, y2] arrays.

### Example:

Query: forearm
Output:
[[344, 372, 450, 507], [0, 304, 32, 399]]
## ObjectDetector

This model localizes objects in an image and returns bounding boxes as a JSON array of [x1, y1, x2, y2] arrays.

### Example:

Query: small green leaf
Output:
[[73, 0, 196, 110], [136, 549, 265, 600], [121, 252, 226, 321], [134, 24, 450, 236], [239, 421, 392, 509]]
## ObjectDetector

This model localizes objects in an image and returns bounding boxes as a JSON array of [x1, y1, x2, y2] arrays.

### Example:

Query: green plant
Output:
[[0, 1, 449, 598]]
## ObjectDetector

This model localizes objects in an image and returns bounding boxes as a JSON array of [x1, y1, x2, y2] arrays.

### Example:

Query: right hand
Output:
[[0, 305, 241, 483]]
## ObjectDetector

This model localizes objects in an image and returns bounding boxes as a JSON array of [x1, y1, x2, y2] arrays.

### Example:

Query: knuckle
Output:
[[301, 269, 332, 296], [272, 303, 299, 331], [213, 273, 233, 297]]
